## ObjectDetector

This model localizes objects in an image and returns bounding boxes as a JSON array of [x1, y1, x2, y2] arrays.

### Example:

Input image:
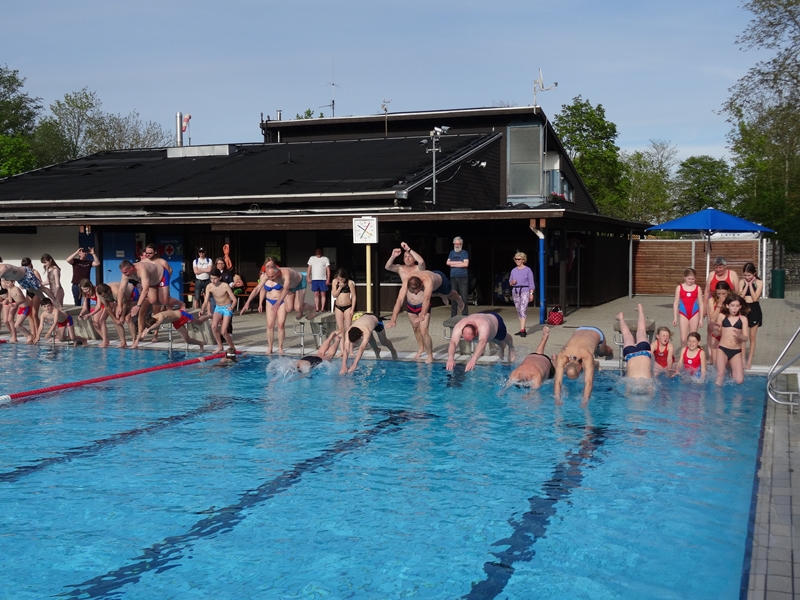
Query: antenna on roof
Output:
[[533, 68, 558, 108], [381, 99, 391, 137], [319, 54, 340, 117]]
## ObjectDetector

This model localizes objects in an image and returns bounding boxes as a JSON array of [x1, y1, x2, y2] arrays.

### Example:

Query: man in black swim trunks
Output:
[[446, 312, 515, 372], [340, 314, 398, 374], [505, 327, 554, 389]]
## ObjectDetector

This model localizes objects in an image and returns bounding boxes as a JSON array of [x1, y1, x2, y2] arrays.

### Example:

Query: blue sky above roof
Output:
[[1, 0, 766, 161]]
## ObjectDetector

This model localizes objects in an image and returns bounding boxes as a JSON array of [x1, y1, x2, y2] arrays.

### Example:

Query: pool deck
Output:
[[5, 287, 800, 597]]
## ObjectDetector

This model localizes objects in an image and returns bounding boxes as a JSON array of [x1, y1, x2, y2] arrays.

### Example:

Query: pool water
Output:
[[0, 346, 764, 599]]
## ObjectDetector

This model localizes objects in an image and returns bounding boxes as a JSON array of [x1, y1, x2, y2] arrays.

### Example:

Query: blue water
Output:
[[0, 345, 763, 599]]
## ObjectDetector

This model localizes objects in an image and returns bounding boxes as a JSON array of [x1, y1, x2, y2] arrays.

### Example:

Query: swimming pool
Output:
[[0, 346, 764, 599]]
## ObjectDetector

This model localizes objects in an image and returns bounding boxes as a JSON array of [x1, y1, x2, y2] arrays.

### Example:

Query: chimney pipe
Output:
[[277, 110, 282, 121], [176, 112, 183, 147]]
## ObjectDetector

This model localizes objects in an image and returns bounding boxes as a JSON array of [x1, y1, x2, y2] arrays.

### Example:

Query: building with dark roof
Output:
[[0, 105, 648, 314]]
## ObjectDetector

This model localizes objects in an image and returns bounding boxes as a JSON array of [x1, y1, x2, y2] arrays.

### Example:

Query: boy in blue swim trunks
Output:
[[202, 269, 237, 352], [38, 298, 87, 346], [137, 308, 211, 350]]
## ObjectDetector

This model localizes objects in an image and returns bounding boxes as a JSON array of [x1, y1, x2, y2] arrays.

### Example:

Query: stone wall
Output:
[[785, 253, 800, 284]]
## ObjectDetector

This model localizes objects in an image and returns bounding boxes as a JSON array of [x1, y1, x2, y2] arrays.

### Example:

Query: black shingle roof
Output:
[[0, 134, 496, 205]]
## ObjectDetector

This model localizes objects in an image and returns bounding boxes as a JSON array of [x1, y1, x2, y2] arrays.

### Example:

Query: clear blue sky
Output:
[[1, 0, 765, 160]]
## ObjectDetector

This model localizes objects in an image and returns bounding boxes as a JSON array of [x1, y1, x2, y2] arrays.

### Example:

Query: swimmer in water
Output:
[[503, 327, 554, 391], [296, 331, 343, 375]]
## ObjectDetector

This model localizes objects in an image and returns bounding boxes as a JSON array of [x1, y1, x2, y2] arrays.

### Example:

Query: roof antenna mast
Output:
[[533, 68, 558, 108], [320, 54, 340, 117]]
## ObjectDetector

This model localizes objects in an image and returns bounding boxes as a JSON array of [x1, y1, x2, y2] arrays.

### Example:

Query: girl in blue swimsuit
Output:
[[239, 269, 287, 355]]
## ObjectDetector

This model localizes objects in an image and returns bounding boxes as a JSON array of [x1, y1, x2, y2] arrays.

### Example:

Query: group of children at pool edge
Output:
[[0, 245, 763, 386]]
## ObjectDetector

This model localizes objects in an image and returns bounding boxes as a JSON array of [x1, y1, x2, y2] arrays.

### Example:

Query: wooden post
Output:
[[365, 244, 372, 313]]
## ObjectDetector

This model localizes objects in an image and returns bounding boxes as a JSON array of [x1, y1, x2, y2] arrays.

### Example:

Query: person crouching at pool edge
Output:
[[672, 332, 706, 379], [445, 312, 515, 372], [340, 314, 397, 374], [553, 323, 614, 406], [37, 298, 87, 346]]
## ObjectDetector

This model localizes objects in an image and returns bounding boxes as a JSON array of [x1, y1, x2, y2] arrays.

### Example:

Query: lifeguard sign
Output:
[[353, 217, 378, 312]]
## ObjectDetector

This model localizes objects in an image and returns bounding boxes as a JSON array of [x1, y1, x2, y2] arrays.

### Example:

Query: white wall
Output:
[[0, 226, 86, 305]]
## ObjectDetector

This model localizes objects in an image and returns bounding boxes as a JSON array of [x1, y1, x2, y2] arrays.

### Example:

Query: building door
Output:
[[102, 232, 136, 283]]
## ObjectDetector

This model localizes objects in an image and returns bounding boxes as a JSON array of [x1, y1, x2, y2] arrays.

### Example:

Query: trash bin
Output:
[[771, 269, 786, 299]]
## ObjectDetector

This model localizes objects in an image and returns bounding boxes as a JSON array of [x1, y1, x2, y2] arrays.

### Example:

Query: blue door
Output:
[[102, 232, 136, 284], [155, 236, 184, 301]]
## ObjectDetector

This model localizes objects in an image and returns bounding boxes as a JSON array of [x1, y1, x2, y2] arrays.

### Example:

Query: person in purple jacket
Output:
[[509, 251, 535, 337]]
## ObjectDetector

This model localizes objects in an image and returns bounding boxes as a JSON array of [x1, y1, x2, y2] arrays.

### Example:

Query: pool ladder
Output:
[[766, 324, 800, 411]]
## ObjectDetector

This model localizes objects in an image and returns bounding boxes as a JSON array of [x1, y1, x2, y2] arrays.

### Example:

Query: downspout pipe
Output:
[[531, 227, 546, 324]]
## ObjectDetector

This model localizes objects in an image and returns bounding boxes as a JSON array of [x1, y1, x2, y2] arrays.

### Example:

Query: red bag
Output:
[[547, 305, 564, 325]]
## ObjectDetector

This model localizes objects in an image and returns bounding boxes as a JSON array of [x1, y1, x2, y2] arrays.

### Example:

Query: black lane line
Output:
[[0, 397, 251, 484], [463, 425, 609, 599], [58, 409, 436, 599]]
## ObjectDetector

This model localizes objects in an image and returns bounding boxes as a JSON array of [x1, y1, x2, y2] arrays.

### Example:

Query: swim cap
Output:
[[352, 312, 364, 321]]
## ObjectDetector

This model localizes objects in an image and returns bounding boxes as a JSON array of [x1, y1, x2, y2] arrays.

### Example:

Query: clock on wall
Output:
[[352, 217, 378, 244]]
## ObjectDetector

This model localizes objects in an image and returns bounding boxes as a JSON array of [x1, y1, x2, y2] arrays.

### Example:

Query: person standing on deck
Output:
[[66, 247, 99, 306], [446, 236, 469, 318], [307, 248, 331, 313]]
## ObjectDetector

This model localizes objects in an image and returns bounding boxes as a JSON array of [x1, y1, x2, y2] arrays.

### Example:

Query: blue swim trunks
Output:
[[486, 311, 508, 342], [214, 304, 234, 317], [159, 270, 171, 288], [311, 280, 329, 293], [290, 272, 307, 293], [576, 326, 607, 356], [432, 270, 452, 295]]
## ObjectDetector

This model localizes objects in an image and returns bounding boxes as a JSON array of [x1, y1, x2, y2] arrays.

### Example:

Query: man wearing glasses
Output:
[[192, 248, 213, 309], [446, 236, 469, 318]]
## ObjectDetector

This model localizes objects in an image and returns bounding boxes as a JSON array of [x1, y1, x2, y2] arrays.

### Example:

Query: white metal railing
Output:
[[767, 325, 800, 410]]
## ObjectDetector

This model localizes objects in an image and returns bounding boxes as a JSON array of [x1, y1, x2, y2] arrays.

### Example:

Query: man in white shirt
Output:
[[307, 248, 331, 313], [192, 248, 213, 309]]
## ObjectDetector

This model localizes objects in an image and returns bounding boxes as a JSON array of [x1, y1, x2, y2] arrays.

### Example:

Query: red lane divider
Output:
[[0, 352, 226, 405]]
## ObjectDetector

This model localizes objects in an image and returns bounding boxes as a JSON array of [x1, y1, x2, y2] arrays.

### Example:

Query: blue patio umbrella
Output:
[[646, 208, 774, 277]]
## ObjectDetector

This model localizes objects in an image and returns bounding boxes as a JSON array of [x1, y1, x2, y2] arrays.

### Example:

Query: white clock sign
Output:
[[352, 216, 378, 244]]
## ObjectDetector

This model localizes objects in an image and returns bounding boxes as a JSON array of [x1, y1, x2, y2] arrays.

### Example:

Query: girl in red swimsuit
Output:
[[672, 268, 704, 347], [675, 332, 707, 379], [651, 326, 675, 375]]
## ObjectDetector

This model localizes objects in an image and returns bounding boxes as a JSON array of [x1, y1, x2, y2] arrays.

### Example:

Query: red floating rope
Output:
[[0, 352, 226, 405]]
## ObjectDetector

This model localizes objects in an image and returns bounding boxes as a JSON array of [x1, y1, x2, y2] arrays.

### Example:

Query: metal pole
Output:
[[531, 228, 546, 324], [432, 136, 437, 206], [366, 244, 372, 313], [628, 229, 633, 299]]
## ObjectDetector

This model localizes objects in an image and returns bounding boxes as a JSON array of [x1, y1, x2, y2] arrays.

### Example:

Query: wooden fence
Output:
[[633, 240, 760, 295]]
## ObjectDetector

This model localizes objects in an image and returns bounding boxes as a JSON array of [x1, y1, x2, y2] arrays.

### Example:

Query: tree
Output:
[[674, 156, 734, 215], [552, 95, 626, 216], [30, 88, 172, 164], [0, 134, 36, 177], [0, 65, 41, 137], [620, 140, 677, 223], [295, 108, 324, 119]]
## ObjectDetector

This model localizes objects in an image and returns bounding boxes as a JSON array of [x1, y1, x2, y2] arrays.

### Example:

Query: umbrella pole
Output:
[[705, 232, 711, 279]]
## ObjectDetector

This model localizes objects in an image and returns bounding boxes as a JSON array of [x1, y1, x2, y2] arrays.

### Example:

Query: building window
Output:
[[507, 125, 541, 199]]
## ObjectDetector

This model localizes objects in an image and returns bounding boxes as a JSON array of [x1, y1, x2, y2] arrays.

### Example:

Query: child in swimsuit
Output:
[[38, 298, 87, 346], [738, 262, 762, 370], [674, 332, 706, 379], [651, 326, 675, 376], [202, 269, 237, 353], [706, 281, 730, 364], [1, 278, 34, 344], [672, 268, 703, 347], [713, 294, 750, 385], [138, 309, 211, 351]]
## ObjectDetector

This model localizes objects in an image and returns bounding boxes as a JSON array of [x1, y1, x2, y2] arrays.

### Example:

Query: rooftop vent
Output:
[[167, 145, 238, 158]]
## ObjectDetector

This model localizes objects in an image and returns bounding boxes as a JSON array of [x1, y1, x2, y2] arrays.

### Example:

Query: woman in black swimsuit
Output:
[[713, 294, 750, 385], [738, 262, 762, 370], [331, 268, 357, 341]]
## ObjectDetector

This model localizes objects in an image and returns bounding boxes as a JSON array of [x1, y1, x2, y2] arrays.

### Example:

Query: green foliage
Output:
[[674, 155, 734, 215], [724, 1, 800, 250], [0, 134, 36, 177], [620, 140, 677, 223], [553, 95, 626, 216], [0, 65, 41, 137], [295, 108, 324, 120]]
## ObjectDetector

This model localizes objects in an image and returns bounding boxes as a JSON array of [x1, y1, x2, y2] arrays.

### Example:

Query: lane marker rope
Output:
[[0, 352, 226, 406]]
